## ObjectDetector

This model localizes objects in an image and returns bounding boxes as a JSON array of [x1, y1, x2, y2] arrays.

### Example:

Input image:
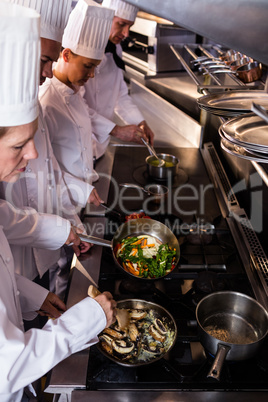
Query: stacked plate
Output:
[[219, 113, 268, 163], [197, 91, 268, 118]]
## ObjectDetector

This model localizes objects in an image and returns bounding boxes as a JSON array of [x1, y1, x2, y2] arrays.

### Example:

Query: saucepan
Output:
[[120, 183, 169, 204], [146, 153, 179, 180], [196, 291, 268, 381], [79, 218, 180, 280], [98, 298, 177, 367], [236, 61, 262, 83]]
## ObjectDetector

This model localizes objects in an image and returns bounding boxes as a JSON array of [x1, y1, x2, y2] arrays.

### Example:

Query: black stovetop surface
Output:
[[86, 146, 268, 392]]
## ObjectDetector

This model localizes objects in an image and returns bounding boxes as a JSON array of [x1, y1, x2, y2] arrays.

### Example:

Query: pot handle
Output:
[[78, 233, 112, 248], [207, 343, 231, 381]]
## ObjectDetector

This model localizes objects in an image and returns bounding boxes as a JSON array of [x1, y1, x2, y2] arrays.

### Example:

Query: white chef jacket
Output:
[[83, 44, 144, 159], [0, 227, 106, 402], [39, 76, 108, 185], [0, 103, 91, 280]]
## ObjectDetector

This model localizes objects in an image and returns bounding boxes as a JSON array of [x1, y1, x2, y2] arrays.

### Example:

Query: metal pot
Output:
[[196, 291, 268, 381], [236, 61, 262, 83], [97, 298, 177, 367], [230, 56, 253, 71], [78, 218, 180, 280], [146, 153, 179, 180]]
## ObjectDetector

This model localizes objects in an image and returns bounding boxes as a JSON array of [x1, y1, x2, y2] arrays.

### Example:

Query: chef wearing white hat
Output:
[[1, 0, 94, 297], [83, 0, 155, 160], [0, 2, 116, 401], [39, 0, 114, 187]]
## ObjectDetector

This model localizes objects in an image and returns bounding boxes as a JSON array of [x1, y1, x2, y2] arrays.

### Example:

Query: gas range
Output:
[[84, 144, 268, 394]]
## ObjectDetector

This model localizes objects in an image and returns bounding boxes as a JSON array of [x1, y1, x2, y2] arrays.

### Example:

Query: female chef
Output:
[[0, 3, 116, 401], [1, 0, 93, 299], [39, 0, 115, 185]]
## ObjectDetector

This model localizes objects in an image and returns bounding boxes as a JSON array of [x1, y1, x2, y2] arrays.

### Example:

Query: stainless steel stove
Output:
[[83, 144, 268, 396]]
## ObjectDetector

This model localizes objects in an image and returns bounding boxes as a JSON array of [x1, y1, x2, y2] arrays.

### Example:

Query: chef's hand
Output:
[[110, 124, 145, 143], [94, 291, 117, 328], [65, 226, 92, 256], [138, 120, 154, 145], [87, 188, 104, 206], [38, 292, 67, 319]]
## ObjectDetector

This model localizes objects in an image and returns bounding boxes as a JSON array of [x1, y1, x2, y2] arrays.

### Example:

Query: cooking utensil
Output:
[[140, 137, 165, 167], [197, 91, 268, 118], [251, 102, 268, 124], [146, 153, 179, 180], [119, 183, 169, 204], [97, 298, 177, 367], [78, 218, 180, 280], [87, 285, 130, 330], [230, 56, 253, 71], [196, 291, 268, 381], [220, 113, 268, 152], [236, 61, 262, 83]]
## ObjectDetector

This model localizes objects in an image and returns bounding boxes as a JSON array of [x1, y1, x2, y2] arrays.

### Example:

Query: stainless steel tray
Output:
[[220, 113, 268, 151], [197, 91, 268, 117], [219, 128, 268, 162]]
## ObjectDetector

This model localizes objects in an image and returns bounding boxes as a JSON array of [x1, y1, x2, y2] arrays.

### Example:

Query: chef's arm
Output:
[[1, 199, 70, 250], [0, 295, 112, 395]]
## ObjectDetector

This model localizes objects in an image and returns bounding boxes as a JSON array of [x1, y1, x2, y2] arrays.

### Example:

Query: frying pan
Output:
[[196, 291, 268, 381], [97, 298, 177, 367], [78, 218, 180, 280]]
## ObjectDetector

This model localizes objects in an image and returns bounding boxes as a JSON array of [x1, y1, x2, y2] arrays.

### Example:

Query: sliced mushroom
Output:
[[129, 309, 147, 320], [128, 322, 139, 342], [99, 334, 114, 346], [112, 339, 135, 354], [154, 318, 167, 335], [100, 341, 113, 355], [141, 342, 164, 355], [103, 327, 124, 339], [149, 324, 166, 343]]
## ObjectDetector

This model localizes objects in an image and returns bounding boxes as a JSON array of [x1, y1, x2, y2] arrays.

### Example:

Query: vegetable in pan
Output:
[[115, 235, 177, 279]]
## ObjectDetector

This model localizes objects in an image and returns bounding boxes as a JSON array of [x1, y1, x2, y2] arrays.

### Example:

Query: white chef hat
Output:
[[7, 0, 73, 42], [0, 1, 40, 126], [102, 0, 138, 22], [62, 0, 114, 60]]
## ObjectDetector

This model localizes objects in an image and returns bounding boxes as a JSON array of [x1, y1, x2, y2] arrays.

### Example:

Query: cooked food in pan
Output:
[[98, 308, 175, 365], [114, 235, 177, 278]]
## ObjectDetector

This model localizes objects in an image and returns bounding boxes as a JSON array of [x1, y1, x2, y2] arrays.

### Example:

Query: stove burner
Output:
[[193, 271, 227, 294], [119, 278, 155, 295], [132, 165, 188, 188], [187, 233, 213, 245]]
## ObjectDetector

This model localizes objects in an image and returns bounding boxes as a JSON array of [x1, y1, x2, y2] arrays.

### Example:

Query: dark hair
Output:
[[0, 127, 9, 138]]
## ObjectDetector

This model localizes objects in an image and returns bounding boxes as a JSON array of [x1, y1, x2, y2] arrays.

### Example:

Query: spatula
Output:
[[87, 285, 130, 330]]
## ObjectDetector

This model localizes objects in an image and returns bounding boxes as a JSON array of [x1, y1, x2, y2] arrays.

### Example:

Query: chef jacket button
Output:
[[30, 198, 34, 202], [48, 185, 54, 190], [27, 168, 32, 172], [17, 290, 20, 296], [41, 128, 45, 133], [66, 101, 69, 105], [20, 321, 24, 327], [83, 147, 87, 151], [78, 125, 82, 129], [45, 158, 49, 162], [6, 257, 11, 263], [85, 168, 89, 172]]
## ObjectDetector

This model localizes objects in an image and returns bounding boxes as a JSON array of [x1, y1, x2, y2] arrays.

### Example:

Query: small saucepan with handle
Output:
[[196, 291, 268, 381]]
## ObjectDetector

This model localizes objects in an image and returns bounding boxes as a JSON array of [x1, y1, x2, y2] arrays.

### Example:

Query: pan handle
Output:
[[207, 343, 231, 381], [78, 233, 112, 248]]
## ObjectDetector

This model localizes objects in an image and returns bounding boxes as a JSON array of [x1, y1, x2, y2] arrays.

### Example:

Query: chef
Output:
[[1, 0, 96, 298], [0, 6, 116, 401], [83, 0, 155, 160], [39, 0, 115, 186]]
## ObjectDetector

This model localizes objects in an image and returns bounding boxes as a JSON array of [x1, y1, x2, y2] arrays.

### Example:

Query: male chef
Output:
[[83, 0, 155, 160]]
